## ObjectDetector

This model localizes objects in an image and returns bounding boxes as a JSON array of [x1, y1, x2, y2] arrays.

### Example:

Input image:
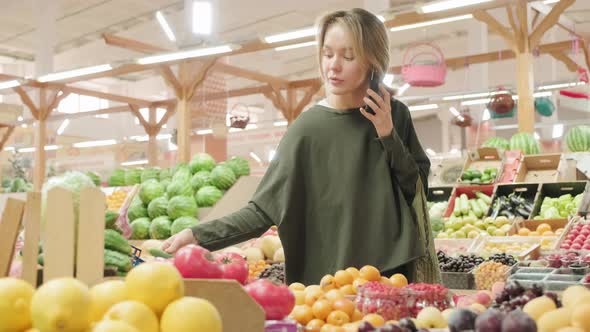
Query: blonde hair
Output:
[[315, 8, 390, 81]]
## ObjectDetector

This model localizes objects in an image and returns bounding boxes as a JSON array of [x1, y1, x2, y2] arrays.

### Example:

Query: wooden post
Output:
[[34, 89, 47, 191], [0, 124, 15, 152], [147, 107, 158, 166], [516, 52, 536, 133], [263, 83, 321, 125], [176, 96, 191, 163]]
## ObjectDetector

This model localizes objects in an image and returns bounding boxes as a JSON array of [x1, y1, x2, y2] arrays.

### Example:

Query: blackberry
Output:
[[259, 263, 286, 284]]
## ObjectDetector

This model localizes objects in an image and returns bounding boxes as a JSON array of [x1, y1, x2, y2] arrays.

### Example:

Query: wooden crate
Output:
[[531, 181, 589, 219], [458, 147, 504, 185], [515, 153, 561, 183], [498, 150, 523, 184], [486, 183, 541, 219], [443, 185, 495, 218]]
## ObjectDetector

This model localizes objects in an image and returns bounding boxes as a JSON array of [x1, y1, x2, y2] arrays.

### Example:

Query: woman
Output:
[[162, 8, 440, 285]]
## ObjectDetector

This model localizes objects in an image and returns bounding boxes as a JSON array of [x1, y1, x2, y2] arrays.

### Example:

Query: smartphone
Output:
[[365, 70, 382, 115]]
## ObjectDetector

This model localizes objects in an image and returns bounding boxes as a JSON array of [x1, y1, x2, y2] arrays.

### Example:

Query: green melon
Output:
[[481, 137, 510, 150], [189, 153, 217, 174], [225, 156, 251, 178], [195, 186, 223, 207], [510, 132, 541, 155], [209, 165, 237, 190], [130, 218, 151, 240], [565, 125, 590, 152], [150, 216, 172, 239], [167, 195, 198, 220], [190, 171, 211, 191]]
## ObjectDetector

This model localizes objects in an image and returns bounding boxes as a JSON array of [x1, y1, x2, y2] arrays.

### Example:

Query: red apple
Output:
[[583, 244, 590, 250], [571, 243, 583, 250], [173, 244, 223, 279], [582, 229, 590, 236], [216, 252, 249, 285]]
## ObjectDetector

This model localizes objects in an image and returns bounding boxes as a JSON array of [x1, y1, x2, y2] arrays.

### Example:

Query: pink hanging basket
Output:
[[401, 42, 447, 87]]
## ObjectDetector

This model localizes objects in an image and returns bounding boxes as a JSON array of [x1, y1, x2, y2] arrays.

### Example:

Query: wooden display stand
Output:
[[515, 154, 562, 183], [458, 147, 504, 185]]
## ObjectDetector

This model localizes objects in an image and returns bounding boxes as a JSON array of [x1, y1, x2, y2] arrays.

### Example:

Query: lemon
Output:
[[91, 320, 139, 332], [31, 278, 91, 332], [160, 297, 222, 332], [562, 286, 590, 308], [103, 301, 159, 332], [0, 277, 35, 331], [89, 280, 128, 322], [125, 262, 184, 316]]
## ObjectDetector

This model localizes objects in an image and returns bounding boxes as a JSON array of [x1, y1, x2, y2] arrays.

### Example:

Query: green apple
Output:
[[452, 230, 467, 238], [493, 229, 506, 236], [501, 224, 513, 233], [453, 219, 465, 230], [468, 230, 480, 239], [486, 226, 498, 235], [475, 220, 486, 230], [437, 232, 449, 239], [484, 217, 495, 225]]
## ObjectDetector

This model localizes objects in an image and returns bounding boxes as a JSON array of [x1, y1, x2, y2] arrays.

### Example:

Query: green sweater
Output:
[[192, 99, 432, 285]]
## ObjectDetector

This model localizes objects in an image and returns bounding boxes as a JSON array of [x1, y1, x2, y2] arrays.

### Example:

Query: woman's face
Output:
[[320, 24, 368, 97]]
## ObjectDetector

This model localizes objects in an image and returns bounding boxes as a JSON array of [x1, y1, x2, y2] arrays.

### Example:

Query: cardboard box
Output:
[[515, 153, 561, 183], [499, 150, 523, 183], [531, 181, 589, 219], [487, 183, 541, 219], [428, 157, 465, 187], [202, 176, 262, 222], [443, 185, 495, 218], [458, 147, 504, 185]]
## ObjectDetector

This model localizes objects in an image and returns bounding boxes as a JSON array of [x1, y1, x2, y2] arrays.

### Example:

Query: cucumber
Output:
[[104, 249, 132, 272], [453, 197, 462, 217], [149, 248, 173, 259], [461, 171, 473, 181], [470, 170, 482, 179], [476, 199, 489, 214], [470, 199, 483, 218], [460, 194, 470, 215], [475, 191, 492, 205], [104, 229, 131, 255]]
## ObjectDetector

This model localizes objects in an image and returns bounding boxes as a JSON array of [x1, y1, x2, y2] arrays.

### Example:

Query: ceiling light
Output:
[[396, 83, 411, 96], [121, 159, 149, 166], [45, 145, 60, 151], [193, 1, 212, 35], [73, 139, 117, 148], [249, 152, 262, 163], [534, 132, 541, 140], [57, 119, 70, 135], [391, 14, 473, 32], [552, 124, 564, 138], [137, 45, 235, 65], [461, 98, 491, 106], [0, 80, 21, 90], [377, 15, 386, 22], [543, 0, 559, 4], [17, 116, 23, 122], [482, 109, 491, 121], [3, 147, 15, 152], [264, 27, 316, 43], [426, 148, 437, 156], [443, 90, 508, 101], [421, 0, 493, 13], [268, 149, 276, 162], [156, 11, 176, 41], [18, 147, 35, 153], [273, 121, 288, 127], [409, 104, 438, 111], [449, 107, 460, 117], [21, 123, 27, 128], [37, 64, 112, 82], [196, 129, 213, 135], [274, 41, 317, 51], [533, 91, 552, 97], [382, 74, 395, 87]]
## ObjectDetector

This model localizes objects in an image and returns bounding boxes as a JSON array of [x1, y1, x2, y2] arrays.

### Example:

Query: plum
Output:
[[358, 321, 375, 332], [398, 318, 417, 332], [475, 308, 504, 332], [501, 309, 537, 332], [448, 308, 477, 332]]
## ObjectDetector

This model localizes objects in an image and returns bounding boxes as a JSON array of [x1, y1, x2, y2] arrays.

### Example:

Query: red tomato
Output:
[[244, 279, 295, 320], [216, 252, 249, 285], [173, 244, 223, 279]]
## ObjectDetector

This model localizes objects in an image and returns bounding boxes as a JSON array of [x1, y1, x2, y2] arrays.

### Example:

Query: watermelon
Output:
[[86, 171, 101, 186], [130, 217, 151, 240], [108, 169, 126, 186], [166, 180, 193, 198], [139, 179, 165, 205], [209, 165, 237, 190], [147, 196, 168, 219], [195, 186, 223, 207], [482, 137, 510, 150], [127, 203, 148, 222], [190, 153, 217, 174], [565, 125, 590, 152], [150, 216, 172, 239], [171, 216, 199, 235], [510, 132, 541, 155], [172, 164, 192, 183], [190, 171, 211, 191], [225, 156, 250, 178], [124, 168, 142, 185], [167, 195, 198, 220], [159, 168, 173, 181], [141, 168, 160, 183]]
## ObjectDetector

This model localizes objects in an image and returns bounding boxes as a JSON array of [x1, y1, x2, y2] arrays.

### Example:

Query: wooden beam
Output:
[[58, 86, 152, 107], [185, 59, 217, 101], [506, 6, 519, 35], [212, 62, 289, 87], [147, 107, 158, 166], [128, 104, 151, 133], [516, 52, 535, 133], [156, 106, 176, 129], [21, 105, 131, 125], [102, 33, 169, 53], [289, 78, 322, 89], [580, 39, 590, 72], [158, 66, 182, 98], [0, 125, 15, 151], [33, 88, 47, 191], [292, 84, 321, 121], [47, 90, 70, 117], [530, 1, 577, 35], [516, 0, 529, 51], [532, 10, 541, 29], [529, 0, 575, 49], [549, 51, 579, 72], [13, 87, 39, 119], [473, 10, 518, 52]]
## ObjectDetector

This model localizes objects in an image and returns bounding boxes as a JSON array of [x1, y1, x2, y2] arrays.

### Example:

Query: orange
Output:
[[307, 318, 326, 329], [352, 278, 368, 293], [291, 305, 314, 325], [390, 274, 409, 288], [537, 223, 552, 234], [326, 310, 350, 326], [306, 285, 322, 294], [363, 313, 385, 327], [542, 230, 555, 236], [332, 298, 355, 317], [334, 270, 354, 287], [324, 289, 345, 303], [518, 228, 531, 236], [312, 299, 333, 320], [352, 309, 363, 321], [380, 276, 393, 286], [320, 324, 346, 332], [529, 231, 540, 236], [345, 267, 360, 279], [294, 290, 306, 305], [339, 285, 356, 296], [359, 266, 381, 282], [556, 228, 564, 235], [289, 283, 306, 291], [320, 275, 336, 291], [305, 289, 324, 307]]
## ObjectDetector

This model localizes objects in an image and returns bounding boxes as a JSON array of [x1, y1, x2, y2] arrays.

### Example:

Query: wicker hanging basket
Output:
[[401, 42, 447, 87], [229, 103, 250, 129]]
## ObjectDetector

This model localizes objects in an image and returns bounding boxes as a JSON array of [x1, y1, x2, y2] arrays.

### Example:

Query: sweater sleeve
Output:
[[378, 101, 431, 201], [190, 202, 275, 251]]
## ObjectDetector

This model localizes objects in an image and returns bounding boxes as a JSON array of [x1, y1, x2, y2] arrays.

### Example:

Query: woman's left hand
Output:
[[360, 83, 393, 138]]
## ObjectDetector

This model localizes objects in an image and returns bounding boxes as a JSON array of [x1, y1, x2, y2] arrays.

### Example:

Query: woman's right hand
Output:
[[161, 228, 198, 254]]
